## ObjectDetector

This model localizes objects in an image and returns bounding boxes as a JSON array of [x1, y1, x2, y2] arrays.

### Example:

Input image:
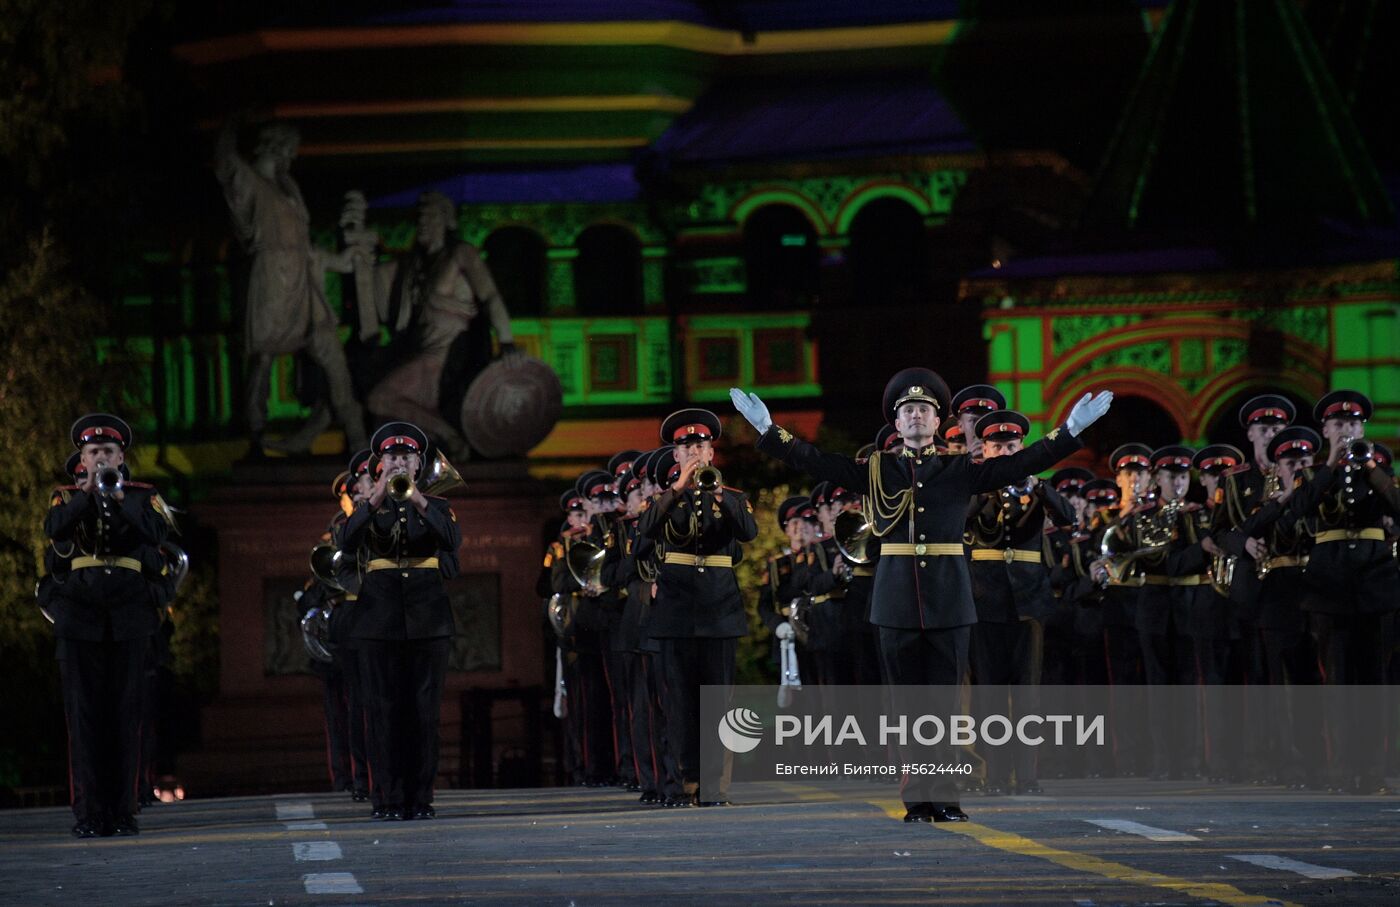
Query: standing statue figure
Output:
[[215, 117, 368, 455], [350, 191, 519, 459]]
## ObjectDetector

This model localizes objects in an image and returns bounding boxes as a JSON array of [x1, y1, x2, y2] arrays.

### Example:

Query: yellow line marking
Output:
[[869, 799, 1300, 907]]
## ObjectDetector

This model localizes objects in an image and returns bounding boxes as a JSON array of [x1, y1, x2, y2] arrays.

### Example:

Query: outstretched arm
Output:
[[731, 387, 869, 492]]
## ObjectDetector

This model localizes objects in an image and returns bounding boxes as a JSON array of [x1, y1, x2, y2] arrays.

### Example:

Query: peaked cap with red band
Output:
[[1151, 445, 1195, 471], [952, 384, 1006, 416], [1051, 467, 1094, 495], [371, 422, 428, 456], [661, 408, 721, 444], [1314, 390, 1372, 424], [1239, 394, 1296, 428], [1193, 444, 1245, 474], [975, 410, 1029, 442], [1268, 426, 1321, 462], [71, 413, 132, 450], [1110, 443, 1153, 472]]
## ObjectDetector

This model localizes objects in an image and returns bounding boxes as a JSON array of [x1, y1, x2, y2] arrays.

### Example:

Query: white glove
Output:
[[1065, 391, 1114, 437], [729, 387, 773, 434], [775, 621, 794, 640]]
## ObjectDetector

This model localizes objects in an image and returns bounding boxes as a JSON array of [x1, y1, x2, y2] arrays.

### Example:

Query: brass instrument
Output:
[[419, 449, 467, 495], [388, 472, 415, 502], [832, 509, 873, 564], [160, 541, 190, 596], [1340, 437, 1374, 464], [786, 596, 812, 646], [566, 540, 607, 591], [299, 605, 334, 663], [694, 465, 722, 492], [310, 542, 346, 592], [546, 592, 574, 639], [95, 465, 123, 496], [1100, 499, 1181, 585], [1209, 552, 1237, 597], [1261, 466, 1282, 501]]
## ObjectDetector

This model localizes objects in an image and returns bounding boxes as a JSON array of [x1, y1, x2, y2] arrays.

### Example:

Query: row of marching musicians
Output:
[[541, 409, 757, 807], [1074, 390, 1398, 794]]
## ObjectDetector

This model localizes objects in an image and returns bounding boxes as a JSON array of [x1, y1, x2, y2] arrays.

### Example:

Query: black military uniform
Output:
[[341, 423, 460, 820], [1278, 392, 1398, 792], [1233, 427, 1325, 787], [638, 409, 757, 806], [331, 449, 373, 803], [1042, 467, 1094, 690], [46, 414, 170, 837], [587, 460, 639, 790], [966, 411, 1077, 795], [756, 369, 1085, 822], [544, 490, 591, 786], [757, 496, 817, 686]]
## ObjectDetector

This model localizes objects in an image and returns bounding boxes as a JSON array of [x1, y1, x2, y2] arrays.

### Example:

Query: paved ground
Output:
[[1, 781, 1397, 906]]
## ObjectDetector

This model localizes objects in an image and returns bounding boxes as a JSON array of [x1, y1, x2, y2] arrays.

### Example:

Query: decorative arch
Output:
[[730, 188, 828, 235], [834, 182, 931, 235], [1191, 369, 1323, 439], [1048, 368, 1193, 439]]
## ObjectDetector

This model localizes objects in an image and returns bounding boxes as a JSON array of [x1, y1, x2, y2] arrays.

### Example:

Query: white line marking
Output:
[[1083, 819, 1200, 842], [284, 821, 328, 831], [293, 841, 344, 862], [275, 801, 315, 821], [303, 872, 362, 894], [1229, 854, 1357, 880]]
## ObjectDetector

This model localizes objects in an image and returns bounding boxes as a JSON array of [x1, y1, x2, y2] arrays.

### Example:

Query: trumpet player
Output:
[[341, 422, 460, 820], [733, 369, 1113, 823], [46, 414, 172, 837], [639, 409, 757, 807], [758, 496, 819, 685], [546, 490, 593, 786], [966, 411, 1078, 795], [1275, 392, 1398, 793], [952, 385, 1005, 463]]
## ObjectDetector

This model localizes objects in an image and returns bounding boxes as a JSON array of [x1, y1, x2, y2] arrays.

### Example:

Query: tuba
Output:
[[566, 540, 607, 591], [833, 509, 873, 564], [300, 605, 334, 663], [546, 592, 575, 639]]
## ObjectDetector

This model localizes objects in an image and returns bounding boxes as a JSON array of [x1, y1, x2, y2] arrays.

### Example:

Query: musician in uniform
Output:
[[544, 490, 592, 786], [1231, 427, 1325, 787], [340, 422, 460, 820], [334, 450, 375, 803], [638, 409, 757, 807], [1275, 391, 1398, 792], [1042, 468, 1093, 689], [732, 371, 1112, 822], [952, 385, 1005, 462], [940, 421, 967, 457], [581, 466, 635, 789], [966, 411, 1077, 795], [46, 414, 172, 837]]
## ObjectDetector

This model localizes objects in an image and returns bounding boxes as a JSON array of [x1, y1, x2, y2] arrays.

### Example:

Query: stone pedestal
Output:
[[185, 458, 556, 795]]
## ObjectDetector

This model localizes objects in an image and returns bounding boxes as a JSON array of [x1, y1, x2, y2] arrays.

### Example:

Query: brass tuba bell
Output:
[[832, 509, 874, 564], [419, 449, 467, 496], [310, 542, 346, 592], [566, 540, 608, 590]]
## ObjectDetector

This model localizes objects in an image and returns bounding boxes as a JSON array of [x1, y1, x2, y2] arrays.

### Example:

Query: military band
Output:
[[41, 378, 1397, 837]]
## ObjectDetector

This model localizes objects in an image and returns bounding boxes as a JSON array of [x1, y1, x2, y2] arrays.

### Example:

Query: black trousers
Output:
[[970, 618, 1044, 787], [625, 651, 664, 794], [604, 649, 636, 784], [878, 624, 970, 808], [58, 636, 150, 824], [356, 637, 449, 810], [1310, 611, 1392, 786], [338, 646, 371, 793], [1102, 623, 1147, 776], [1261, 625, 1323, 784], [658, 636, 737, 801]]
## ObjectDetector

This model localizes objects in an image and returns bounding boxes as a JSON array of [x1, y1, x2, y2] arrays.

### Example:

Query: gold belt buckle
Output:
[[1003, 548, 1015, 564], [914, 543, 927, 556]]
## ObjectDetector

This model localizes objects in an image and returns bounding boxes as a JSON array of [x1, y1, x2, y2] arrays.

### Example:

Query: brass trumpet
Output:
[[388, 472, 415, 502], [694, 465, 722, 491], [95, 465, 123, 496], [1340, 437, 1374, 464]]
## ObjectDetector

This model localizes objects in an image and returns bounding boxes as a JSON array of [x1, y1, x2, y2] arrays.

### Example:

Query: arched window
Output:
[[574, 224, 643, 316], [847, 197, 928, 307], [1085, 394, 1183, 470], [742, 204, 819, 310], [482, 226, 547, 316]]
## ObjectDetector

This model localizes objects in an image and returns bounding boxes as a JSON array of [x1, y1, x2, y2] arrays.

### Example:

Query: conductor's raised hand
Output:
[[1066, 391, 1114, 437], [729, 387, 772, 434]]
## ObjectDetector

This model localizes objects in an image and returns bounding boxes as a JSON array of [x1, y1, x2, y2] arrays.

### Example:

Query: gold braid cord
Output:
[[866, 451, 912, 538]]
